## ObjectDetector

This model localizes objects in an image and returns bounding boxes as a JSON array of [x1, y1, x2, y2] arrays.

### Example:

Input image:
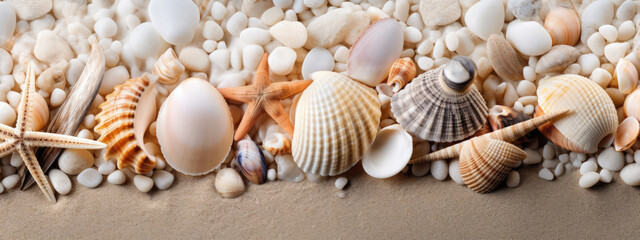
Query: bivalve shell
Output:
[[543, 7, 581, 46], [362, 124, 413, 179], [387, 57, 417, 93], [234, 139, 267, 184], [486, 34, 525, 81], [153, 48, 185, 84], [156, 78, 234, 175], [624, 88, 640, 120], [613, 58, 638, 94], [214, 168, 245, 198], [292, 71, 381, 176], [614, 117, 640, 151], [459, 137, 526, 193]]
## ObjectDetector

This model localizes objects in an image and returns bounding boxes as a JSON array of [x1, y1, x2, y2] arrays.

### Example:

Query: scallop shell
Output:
[[234, 139, 267, 184], [613, 58, 638, 94], [214, 168, 245, 198], [362, 124, 413, 179], [624, 88, 640, 120], [347, 18, 404, 87], [95, 74, 158, 173], [292, 71, 381, 176], [387, 57, 416, 93], [156, 78, 234, 175], [459, 137, 526, 193], [486, 34, 526, 81], [543, 7, 580, 46], [534, 45, 580, 74], [391, 56, 488, 142], [614, 117, 640, 151], [262, 132, 291, 155], [153, 48, 185, 84], [536, 74, 618, 153], [488, 105, 535, 143]]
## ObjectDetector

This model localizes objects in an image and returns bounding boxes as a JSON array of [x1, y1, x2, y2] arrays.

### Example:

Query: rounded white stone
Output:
[[596, 147, 624, 171], [226, 12, 248, 37], [578, 54, 600, 76], [590, 67, 612, 88], [579, 172, 600, 188], [202, 20, 224, 41], [0, 2, 16, 44], [599, 168, 613, 183], [128, 22, 167, 60], [58, 149, 94, 175], [179, 47, 210, 72], [152, 170, 174, 190], [2, 174, 19, 189], [98, 161, 116, 175], [580, 160, 598, 175], [94, 18, 117, 38], [11, 0, 51, 20], [269, 20, 307, 49], [49, 169, 71, 195], [77, 168, 102, 188], [334, 177, 348, 190], [148, 0, 199, 45], [34, 30, 74, 64], [416, 39, 434, 55], [617, 20, 635, 41], [581, 0, 614, 29], [239, 27, 272, 46], [274, 0, 294, 8], [107, 170, 126, 185], [301, 47, 335, 79], [404, 26, 422, 43], [0, 102, 16, 126], [134, 175, 154, 193], [587, 32, 606, 56], [242, 44, 265, 71], [210, 49, 230, 70], [604, 42, 629, 64], [464, 0, 504, 40], [268, 47, 297, 75], [267, 168, 277, 181], [99, 66, 130, 96], [261, 7, 285, 26], [554, 163, 565, 176], [50, 88, 67, 107], [542, 144, 555, 160], [516, 80, 536, 96], [431, 160, 448, 181], [445, 32, 459, 52], [621, 164, 640, 186], [505, 20, 552, 56], [506, 171, 520, 187], [449, 160, 464, 185], [211, 1, 226, 21], [538, 168, 554, 181], [598, 25, 617, 42]]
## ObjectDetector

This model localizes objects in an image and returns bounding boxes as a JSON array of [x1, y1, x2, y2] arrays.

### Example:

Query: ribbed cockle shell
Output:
[[153, 48, 185, 84], [214, 168, 245, 198], [387, 57, 416, 93], [234, 139, 267, 184], [459, 137, 526, 193]]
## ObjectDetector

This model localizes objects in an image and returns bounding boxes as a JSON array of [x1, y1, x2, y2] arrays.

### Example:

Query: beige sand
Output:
[[2, 165, 640, 239]]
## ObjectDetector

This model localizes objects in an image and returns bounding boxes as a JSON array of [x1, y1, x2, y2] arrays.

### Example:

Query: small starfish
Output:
[[218, 53, 313, 141], [0, 63, 106, 203]]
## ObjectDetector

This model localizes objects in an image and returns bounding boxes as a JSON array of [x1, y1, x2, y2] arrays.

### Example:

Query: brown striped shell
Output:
[[488, 105, 536, 143], [391, 56, 488, 142], [94, 74, 158, 173], [387, 57, 416, 93], [153, 48, 185, 84], [459, 137, 526, 193], [486, 34, 525, 81]]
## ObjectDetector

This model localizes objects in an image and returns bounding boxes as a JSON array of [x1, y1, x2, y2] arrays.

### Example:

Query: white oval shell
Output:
[[362, 124, 413, 179], [214, 168, 245, 198]]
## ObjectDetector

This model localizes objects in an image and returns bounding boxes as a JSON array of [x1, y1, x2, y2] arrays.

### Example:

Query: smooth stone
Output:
[[226, 12, 248, 36], [506, 171, 520, 187], [587, 32, 606, 56], [107, 170, 126, 185], [11, 0, 52, 20], [49, 169, 71, 195], [202, 20, 224, 41], [98, 161, 116, 175], [210, 49, 230, 70], [596, 147, 624, 171], [419, 0, 460, 27], [270, 20, 307, 48], [600, 169, 613, 183], [431, 160, 448, 181], [210, 1, 226, 20], [99, 66, 130, 96], [508, 0, 540, 21], [94, 18, 117, 38], [267, 169, 276, 181], [179, 46, 210, 72], [538, 168, 554, 180], [152, 170, 174, 190], [261, 7, 284, 26], [274, 0, 293, 8], [128, 22, 168, 59], [242, 44, 265, 71], [334, 177, 348, 190], [77, 168, 102, 188], [0, 49, 11, 75], [578, 54, 600, 76], [58, 149, 94, 175], [134, 175, 154, 193], [50, 88, 66, 107], [616, 1, 637, 21], [505, 20, 552, 56], [449, 160, 464, 185], [239, 27, 272, 46], [268, 47, 297, 75], [301, 47, 334, 79], [276, 154, 305, 182], [554, 163, 564, 177], [306, 8, 353, 47], [0, 102, 16, 126], [621, 164, 640, 186], [0, 2, 16, 44], [581, 0, 613, 29], [464, 0, 504, 40], [617, 20, 635, 41], [580, 160, 598, 174], [148, 0, 199, 45], [599, 25, 617, 42], [604, 42, 629, 64], [579, 172, 600, 188], [34, 30, 74, 64], [2, 174, 19, 189]]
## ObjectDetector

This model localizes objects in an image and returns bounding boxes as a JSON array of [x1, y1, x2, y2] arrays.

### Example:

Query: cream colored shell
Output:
[[459, 137, 526, 193], [214, 168, 245, 198], [292, 71, 381, 176], [153, 48, 185, 84]]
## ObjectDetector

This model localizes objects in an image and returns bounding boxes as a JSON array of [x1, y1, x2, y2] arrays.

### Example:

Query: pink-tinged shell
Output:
[[614, 117, 640, 151], [153, 48, 185, 84], [459, 137, 526, 193], [614, 58, 638, 94], [387, 57, 416, 93], [544, 7, 580, 46], [347, 18, 403, 87]]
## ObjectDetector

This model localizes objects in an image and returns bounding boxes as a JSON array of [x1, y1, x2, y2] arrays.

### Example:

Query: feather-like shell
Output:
[[536, 74, 618, 153], [459, 137, 526, 193], [614, 117, 639, 151], [234, 139, 267, 184], [292, 71, 381, 176], [544, 7, 580, 46], [391, 56, 488, 142], [214, 168, 245, 198], [486, 34, 525, 81], [387, 57, 416, 93], [262, 132, 291, 155], [153, 48, 185, 84], [95, 74, 157, 173]]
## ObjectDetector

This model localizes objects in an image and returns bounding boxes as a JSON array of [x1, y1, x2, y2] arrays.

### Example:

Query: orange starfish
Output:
[[218, 53, 313, 141]]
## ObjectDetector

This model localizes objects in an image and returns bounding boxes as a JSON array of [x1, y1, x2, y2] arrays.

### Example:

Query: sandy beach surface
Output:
[[2, 164, 639, 239]]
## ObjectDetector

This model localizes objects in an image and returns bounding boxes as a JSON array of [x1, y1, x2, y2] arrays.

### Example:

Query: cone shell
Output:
[[614, 117, 640, 151], [153, 48, 185, 84], [486, 34, 525, 81], [544, 7, 580, 46], [391, 58, 488, 142], [387, 57, 416, 93], [234, 139, 267, 184], [536, 74, 618, 153], [95, 75, 157, 173], [262, 132, 292, 155], [292, 71, 381, 176], [459, 137, 527, 193], [214, 168, 245, 198]]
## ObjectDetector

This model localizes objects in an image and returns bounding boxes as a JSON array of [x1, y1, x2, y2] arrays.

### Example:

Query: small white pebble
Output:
[[2, 174, 19, 189], [597, 147, 624, 171], [580, 160, 598, 175], [587, 32, 605, 56], [267, 169, 276, 181], [334, 177, 348, 190], [599, 169, 613, 183], [523, 66, 536, 82], [152, 170, 174, 190], [523, 148, 542, 164], [210, 1, 226, 21], [542, 159, 559, 169], [506, 171, 520, 188], [416, 39, 434, 55], [621, 164, 640, 186], [516, 80, 536, 96], [77, 129, 93, 140], [522, 105, 534, 115], [617, 20, 635, 41], [49, 169, 71, 195], [626, 153, 634, 164], [579, 172, 600, 188], [77, 168, 102, 188], [107, 170, 126, 185], [598, 25, 618, 42], [404, 26, 422, 43], [98, 161, 116, 175], [134, 175, 154, 193], [416, 56, 434, 71], [542, 144, 555, 160], [445, 32, 459, 52], [564, 162, 574, 172], [538, 168, 554, 181], [449, 160, 464, 185], [554, 163, 565, 177], [431, 160, 448, 181], [604, 42, 629, 64], [558, 154, 569, 163], [50, 88, 66, 107]]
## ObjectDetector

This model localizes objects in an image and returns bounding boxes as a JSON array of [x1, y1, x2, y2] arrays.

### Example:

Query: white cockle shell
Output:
[[362, 124, 413, 179]]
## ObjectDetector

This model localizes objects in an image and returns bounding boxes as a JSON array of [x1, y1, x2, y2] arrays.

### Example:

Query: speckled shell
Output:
[[292, 71, 381, 176], [387, 57, 416, 93], [153, 48, 184, 84], [234, 139, 267, 184], [95, 75, 157, 173], [391, 60, 488, 142], [459, 137, 526, 193], [536, 74, 618, 153], [214, 168, 245, 198], [544, 7, 580, 46], [486, 34, 525, 81]]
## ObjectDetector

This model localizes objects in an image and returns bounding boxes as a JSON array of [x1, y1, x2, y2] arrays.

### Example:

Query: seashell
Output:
[[347, 18, 404, 87], [624, 88, 640, 120], [543, 7, 580, 46], [362, 124, 413, 179], [387, 57, 416, 93], [95, 74, 158, 173], [486, 34, 525, 81], [488, 105, 536, 143], [234, 139, 267, 184], [536, 74, 618, 153], [292, 71, 381, 176], [534, 45, 580, 74], [156, 78, 234, 175], [262, 132, 291, 155], [214, 168, 245, 198], [153, 48, 185, 84], [391, 56, 488, 142], [614, 117, 640, 151], [32, 92, 49, 131], [36, 60, 68, 93], [459, 137, 526, 193], [613, 58, 638, 94]]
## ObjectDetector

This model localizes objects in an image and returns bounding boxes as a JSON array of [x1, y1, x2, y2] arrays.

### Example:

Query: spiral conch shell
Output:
[[536, 74, 618, 153], [387, 57, 416, 93], [391, 56, 488, 142], [488, 105, 535, 143], [153, 48, 185, 84], [292, 71, 381, 176], [95, 74, 158, 173], [543, 7, 580, 46], [459, 137, 526, 193]]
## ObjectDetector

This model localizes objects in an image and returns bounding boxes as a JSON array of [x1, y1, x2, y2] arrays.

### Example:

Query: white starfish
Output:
[[0, 63, 106, 203]]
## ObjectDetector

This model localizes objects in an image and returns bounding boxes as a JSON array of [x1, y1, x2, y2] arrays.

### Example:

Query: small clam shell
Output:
[[543, 7, 580, 46], [214, 168, 245, 198], [459, 137, 526, 193], [32, 92, 49, 131], [262, 132, 291, 155], [347, 18, 404, 87], [362, 124, 413, 179], [234, 139, 267, 184], [488, 105, 535, 143], [486, 34, 526, 81], [614, 58, 638, 94], [624, 88, 640, 120], [614, 117, 640, 151], [387, 57, 416, 93], [153, 48, 185, 84], [535, 45, 580, 74]]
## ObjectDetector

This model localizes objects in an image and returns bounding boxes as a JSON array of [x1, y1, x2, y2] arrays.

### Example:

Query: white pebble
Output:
[[604, 42, 629, 64], [0, 102, 16, 126], [505, 20, 552, 56], [516, 80, 536, 96], [416, 39, 434, 55], [134, 175, 154, 193], [634, 150, 640, 164], [579, 172, 600, 188], [599, 169, 613, 183], [202, 20, 224, 41], [617, 20, 635, 41], [226, 12, 248, 36], [542, 144, 555, 160], [49, 88, 66, 107], [596, 147, 624, 171], [578, 54, 600, 76], [538, 168, 554, 181], [148, 0, 199, 45], [522, 105, 534, 115], [334, 46, 349, 63], [49, 169, 71, 195], [404, 26, 422, 43], [98, 161, 116, 175], [580, 160, 598, 175], [431, 160, 448, 181], [269, 20, 307, 49], [210, 1, 226, 21], [210, 49, 230, 70], [449, 160, 464, 185], [267, 169, 276, 181], [464, 0, 504, 40], [621, 164, 640, 186], [0, 2, 16, 45], [239, 27, 272, 46], [598, 24, 618, 42], [393, 0, 409, 22], [58, 149, 94, 175], [590, 68, 612, 88], [179, 46, 210, 72], [523, 148, 542, 164], [523, 66, 536, 82], [94, 18, 117, 38], [152, 170, 174, 190], [416, 56, 434, 71], [77, 168, 102, 188], [616, 1, 637, 21], [127, 22, 168, 60], [506, 171, 520, 188], [2, 174, 19, 189], [554, 163, 565, 177], [558, 154, 569, 163], [301, 47, 334, 79], [268, 47, 297, 75], [445, 32, 459, 52], [261, 7, 285, 26], [542, 159, 559, 169], [334, 177, 348, 190], [276, 154, 305, 182], [107, 170, 126, 185], [587, 32, 606, 56], [626, 153, 634, 164]]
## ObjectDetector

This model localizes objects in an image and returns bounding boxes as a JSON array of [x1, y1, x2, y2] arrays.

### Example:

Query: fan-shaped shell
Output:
[[459, 137, 526, 193], [292, 71, 381, 176], [234, 139, 267, 184], [95, 74, 157, 173], [214, 168, 245, 198], [391, 57, 488, 142], [153, 48, 185, 84], [536, 74, 618, 153], [387, 57, 416, 93]]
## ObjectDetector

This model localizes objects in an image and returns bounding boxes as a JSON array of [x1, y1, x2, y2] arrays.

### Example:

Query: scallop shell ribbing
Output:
[[459, 137, 526, 193], [292, 71, 381, 176]]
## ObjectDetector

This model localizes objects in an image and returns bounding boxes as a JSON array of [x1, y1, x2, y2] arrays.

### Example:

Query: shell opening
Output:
[[392, 82, 401, 93], [443, 56, 476, 92]]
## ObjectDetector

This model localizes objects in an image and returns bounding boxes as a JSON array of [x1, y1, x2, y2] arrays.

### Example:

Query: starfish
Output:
[[0, 63, 106, 203], [218, 53, 313, 141]]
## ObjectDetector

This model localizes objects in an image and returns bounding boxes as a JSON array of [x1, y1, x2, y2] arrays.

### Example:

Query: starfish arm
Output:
[[263, 101, 295, 137], [24, 131, 107, 149], [16, 63, 37, 133], [217, 85, 259, 103], [0, 124, 16, 140], [234, 101, 264, 141], [268, 80, 313, 99], [254, 53, 271, 89], [17, 144, 56, 203], [0, 140, 17, 159]]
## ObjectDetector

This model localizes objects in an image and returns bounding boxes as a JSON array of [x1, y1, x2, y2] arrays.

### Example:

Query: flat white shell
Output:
[[363, 124, 413, 179]]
